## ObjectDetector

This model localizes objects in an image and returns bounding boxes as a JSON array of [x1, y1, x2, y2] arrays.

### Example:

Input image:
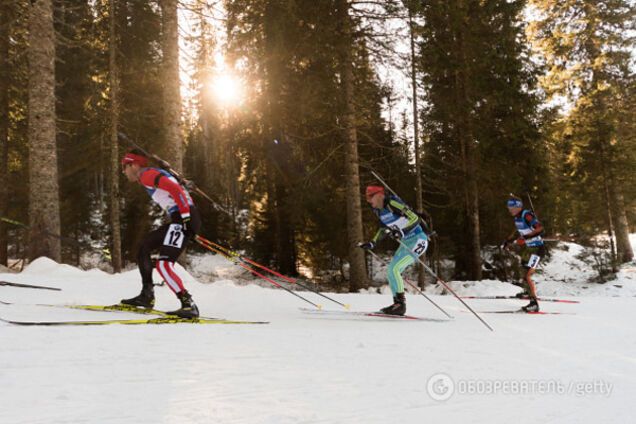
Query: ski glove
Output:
[[182, 217, 195, 238], [357, 241, 375, 250], [515, 237, 526, 246]]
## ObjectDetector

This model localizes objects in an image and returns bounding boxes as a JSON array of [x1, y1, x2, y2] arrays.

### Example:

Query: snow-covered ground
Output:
[[1, 239, 635, 424]]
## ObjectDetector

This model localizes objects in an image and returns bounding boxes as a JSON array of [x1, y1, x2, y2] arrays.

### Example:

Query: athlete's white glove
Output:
[[357, 241, 375, 250]]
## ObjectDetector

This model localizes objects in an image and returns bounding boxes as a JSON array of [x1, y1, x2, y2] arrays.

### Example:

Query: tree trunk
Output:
[[408, 4, 427, 287], [600, 171, 617, 270], [268, 136, 297, 276], [261, 1, 298, 276], [609, 175, 633, 264], [0, 1, 10, 266], [337, 0, 367, 291], [109, 0, 122, 272], [28, 0, 61, 262], [455, 0, 481, 280], [596, 110, 618, 271], [161, 0, 182, 172], [274, 173, 297, 275], [464, 173, 482, 280]]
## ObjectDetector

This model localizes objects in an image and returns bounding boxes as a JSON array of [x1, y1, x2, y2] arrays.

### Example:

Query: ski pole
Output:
[[388, 234, 493, 331], [370, 170, 398, 197], [525, 192, 537, 217], [1, 216, 107, 256], [196, 235, 349, 309], [197, 237, 347, 308], [0, 281, 62, 291], [195, 237, 322, 309], [118, 132, 232, 216], [365, 250, 453, 319]]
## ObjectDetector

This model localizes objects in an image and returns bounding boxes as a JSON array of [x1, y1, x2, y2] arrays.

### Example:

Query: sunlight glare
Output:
[[210, 73, 244, 107]]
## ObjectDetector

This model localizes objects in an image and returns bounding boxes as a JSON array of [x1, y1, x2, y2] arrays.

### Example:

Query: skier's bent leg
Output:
[[156, 259, 186, 294], [138, 225, 169, 292], [388, 241, 419, 292], [524, 268, 538, 299], [122, 227, 167, 307], [156, 259, 199, 318], [383, 246, 414, 315]]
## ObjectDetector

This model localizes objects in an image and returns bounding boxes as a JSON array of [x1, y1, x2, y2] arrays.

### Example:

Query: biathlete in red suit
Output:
[[120, 149, 201, 318]]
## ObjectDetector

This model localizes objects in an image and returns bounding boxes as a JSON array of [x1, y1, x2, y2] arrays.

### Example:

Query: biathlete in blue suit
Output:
[[358, 185, 428, 316], [501, 197, 545, 313]]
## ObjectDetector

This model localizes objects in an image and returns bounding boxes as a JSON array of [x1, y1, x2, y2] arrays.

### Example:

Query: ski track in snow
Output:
[[1, 248, 636, 424]]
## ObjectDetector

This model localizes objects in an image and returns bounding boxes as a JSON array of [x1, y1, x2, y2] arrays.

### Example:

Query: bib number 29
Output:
[[163, 224, 185, 248]]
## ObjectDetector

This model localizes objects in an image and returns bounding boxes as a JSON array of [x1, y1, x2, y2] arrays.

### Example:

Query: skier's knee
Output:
[[138, 241, 153, 263], [155, 258, 173, 272]]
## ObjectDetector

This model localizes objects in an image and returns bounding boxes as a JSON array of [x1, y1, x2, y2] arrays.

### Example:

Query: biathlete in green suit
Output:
[[358, 185, 428, 316]]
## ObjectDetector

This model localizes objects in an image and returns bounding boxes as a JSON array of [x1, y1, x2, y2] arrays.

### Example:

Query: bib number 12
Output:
[[163, 224, 185, 248]]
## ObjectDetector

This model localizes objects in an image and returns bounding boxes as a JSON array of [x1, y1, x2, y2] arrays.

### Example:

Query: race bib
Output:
[[527, 254, 541, 269], [163, 224, 185, 249], [412, 237, 428, 257]]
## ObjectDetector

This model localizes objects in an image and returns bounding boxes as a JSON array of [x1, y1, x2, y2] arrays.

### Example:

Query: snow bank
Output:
[[1, 255, 635, 424], [368, 236, 636, 299]]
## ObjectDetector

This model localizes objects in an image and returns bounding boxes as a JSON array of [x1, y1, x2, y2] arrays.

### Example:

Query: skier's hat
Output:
[[365, 185, 385, 199], [121, 151, 148, 167], [507, 197, 523, 208]]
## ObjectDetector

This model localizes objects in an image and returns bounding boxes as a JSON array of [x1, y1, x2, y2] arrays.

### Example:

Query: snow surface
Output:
[[1, 240, 636, 424]]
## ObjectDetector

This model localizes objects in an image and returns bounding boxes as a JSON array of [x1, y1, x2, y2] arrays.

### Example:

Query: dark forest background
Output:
[[1, 0, 634, 290]]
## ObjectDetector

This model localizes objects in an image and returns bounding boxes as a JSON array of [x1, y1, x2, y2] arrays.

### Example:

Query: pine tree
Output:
[[417, 0, 545, 279], [222, 0, 399, 286], [108, 0, 122, 272], [0, 0, 10, 265], [161, 0, 183, 172], [530, 0, 635, 263], [27, 0, 61, 261], [2, 1, 29, 264], [405, 0, 427, 287], [117, 0, 165, 263], [54, 0, 103, 264], [336, 0, 368, 290], [183, 3, 228, 243]]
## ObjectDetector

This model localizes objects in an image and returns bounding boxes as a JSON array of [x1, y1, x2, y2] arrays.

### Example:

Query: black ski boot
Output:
[[121, 290, 155, 309], [522, 299, 540, 313], [167, 290, 199, 318], [380, 292, 406, 316]]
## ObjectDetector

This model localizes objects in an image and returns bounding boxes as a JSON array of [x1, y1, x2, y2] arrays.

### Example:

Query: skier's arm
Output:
[[139, 169, 191, 219], [371, 228, 385, 244], [523, 213, 544, 238], [388, 198, 420, 227], [501, 228, 519, 249], [504, 229, 519, 243]]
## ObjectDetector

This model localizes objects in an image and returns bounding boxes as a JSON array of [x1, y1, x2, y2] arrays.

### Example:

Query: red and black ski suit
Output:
[[136, 168, 201, 295]]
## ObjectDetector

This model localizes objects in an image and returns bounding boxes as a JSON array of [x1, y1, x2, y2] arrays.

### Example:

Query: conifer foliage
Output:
[[1, 0, 633, 285]]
